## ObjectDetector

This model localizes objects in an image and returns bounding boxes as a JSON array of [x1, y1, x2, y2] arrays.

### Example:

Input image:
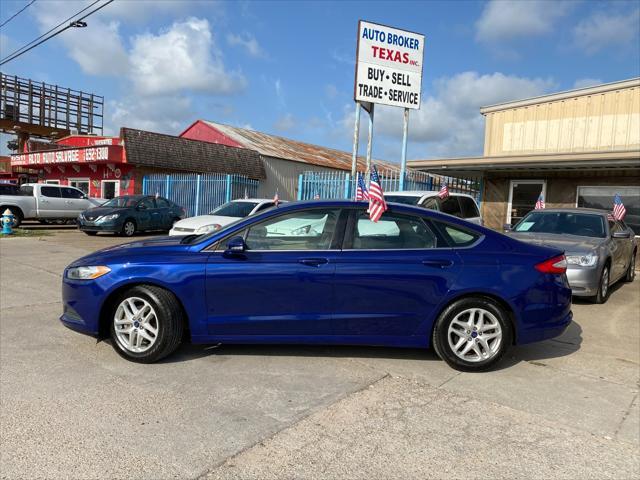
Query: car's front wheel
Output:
[[121, 219, 136, 237], [432, 297, 512, 372], [592, 264, 610, 304], [109, 285, 184, 363]]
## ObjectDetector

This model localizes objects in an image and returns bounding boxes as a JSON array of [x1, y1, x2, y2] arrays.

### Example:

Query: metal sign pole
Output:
[[350, 102, 361, 197], [365, 103, 375, 180], [399, 108, 409, 191]]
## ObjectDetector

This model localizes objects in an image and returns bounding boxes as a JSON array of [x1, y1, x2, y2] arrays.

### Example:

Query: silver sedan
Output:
[[507, 208, 636, 303]]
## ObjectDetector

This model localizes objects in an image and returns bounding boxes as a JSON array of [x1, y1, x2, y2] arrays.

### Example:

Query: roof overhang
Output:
[[408, 150, 640, 177]]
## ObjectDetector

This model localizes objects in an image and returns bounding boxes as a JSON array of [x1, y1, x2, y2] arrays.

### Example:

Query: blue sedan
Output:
[[61, 201, 572, 371]]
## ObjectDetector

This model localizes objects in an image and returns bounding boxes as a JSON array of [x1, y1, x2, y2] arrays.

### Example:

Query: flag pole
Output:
[[399, 108, 409, 191], [365, 103, 375, 182]]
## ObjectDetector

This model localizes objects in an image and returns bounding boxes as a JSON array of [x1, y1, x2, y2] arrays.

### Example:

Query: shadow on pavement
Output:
[[157, 320, 583, 371]]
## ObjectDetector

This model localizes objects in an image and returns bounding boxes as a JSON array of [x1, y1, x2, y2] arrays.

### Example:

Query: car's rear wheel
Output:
[[109, 285, 184, 363], [624, 250, 636, 283], [592, 264, 610, 304], [432, 297, 512, 372], [121, 219, 136, 237]]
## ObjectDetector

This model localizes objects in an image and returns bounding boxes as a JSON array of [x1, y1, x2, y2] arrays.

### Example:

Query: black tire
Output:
[[624, 250, 636, 283], [1, 207, 23, 228], [109, 285, 184, 363], [83, 231, 98, 236], [121, 219, 136, 237], [592, 263, 611, 304], [39, 219, 50, 225], [432, 297, 512, 372]]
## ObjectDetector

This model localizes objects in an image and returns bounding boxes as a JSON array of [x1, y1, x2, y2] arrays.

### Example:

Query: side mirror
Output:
[[612, 231, 631, 239], [225, 236, 246, 255], [503, 223, 512, 232]]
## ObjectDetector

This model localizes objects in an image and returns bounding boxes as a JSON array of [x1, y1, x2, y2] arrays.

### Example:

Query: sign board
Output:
[[354, 20, 424, 110], [11, 145, 123, 167]]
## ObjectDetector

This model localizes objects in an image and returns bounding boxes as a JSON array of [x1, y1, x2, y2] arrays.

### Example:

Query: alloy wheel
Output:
[[113, 297, 159, 353], [601, 267, 609, 298], [124, 221, 135, 236], [447, 308, 503, 363]]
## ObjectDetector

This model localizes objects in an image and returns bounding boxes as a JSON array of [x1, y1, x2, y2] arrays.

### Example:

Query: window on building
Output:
[[577, 186, 639, 235], [69, 179, 89, 195]]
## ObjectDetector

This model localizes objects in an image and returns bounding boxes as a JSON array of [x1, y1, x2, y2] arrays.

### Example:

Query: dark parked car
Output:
[[62, 200, 572, 371], [78, 195, 186, 236]]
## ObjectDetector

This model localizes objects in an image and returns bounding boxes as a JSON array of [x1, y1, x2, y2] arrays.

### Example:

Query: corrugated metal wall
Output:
[[257, 156, 337, 200], [484, 85, 640, 155]]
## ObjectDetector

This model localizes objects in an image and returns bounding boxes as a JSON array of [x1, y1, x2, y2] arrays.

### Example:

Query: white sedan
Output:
[[169, 199, 281, 236]]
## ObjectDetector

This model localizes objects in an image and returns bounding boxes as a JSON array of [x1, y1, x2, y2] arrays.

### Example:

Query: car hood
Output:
[[82, 206, 131, 218], [507, 232, 604, 253], [67, 236, 190, 267], [173, 214, 239, 229]]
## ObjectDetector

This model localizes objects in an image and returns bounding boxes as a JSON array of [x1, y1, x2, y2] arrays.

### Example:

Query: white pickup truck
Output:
[[0, 183, 105, 227]]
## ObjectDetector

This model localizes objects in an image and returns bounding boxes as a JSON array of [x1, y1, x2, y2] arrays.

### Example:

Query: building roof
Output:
[[190, 120, 397, 173], [408, 150, 640, 176], [480, 77, 640, 114], [121, 128, 266, 179]]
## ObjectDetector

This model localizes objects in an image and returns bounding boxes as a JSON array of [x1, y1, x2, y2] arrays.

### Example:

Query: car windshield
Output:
[[514, 211, 606, 238], [384, 195, 422, 205], [102, 197, 140, 208], [209, 201, 259, 217]]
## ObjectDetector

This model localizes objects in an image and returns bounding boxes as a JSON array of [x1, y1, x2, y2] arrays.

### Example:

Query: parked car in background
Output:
[[169, 198, 281, 236], [384, 191, 482, 224], [78, 195, 186, 237], [0, 183, 104, 227], [61, 200, 572, 371], [507, 208, 636, 303]]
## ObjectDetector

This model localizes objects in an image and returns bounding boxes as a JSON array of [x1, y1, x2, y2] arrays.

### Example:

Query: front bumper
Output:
[[78, 218, 124, 233], [566, 265, 600, 297], [60, 275, 108, 336], [169, 227, 194, 236]]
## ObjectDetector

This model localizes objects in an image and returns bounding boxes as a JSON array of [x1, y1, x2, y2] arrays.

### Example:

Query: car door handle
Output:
[[298, 258, 329, 267], [422, 259, 454, 268]]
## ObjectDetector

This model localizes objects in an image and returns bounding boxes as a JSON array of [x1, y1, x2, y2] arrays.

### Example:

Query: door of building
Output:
[[101, 180, 119, 199], [507, 180, 546, 227]]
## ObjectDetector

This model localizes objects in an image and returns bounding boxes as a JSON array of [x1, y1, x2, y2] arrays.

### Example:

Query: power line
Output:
[[0, 0, 37, 29], [0, 0, 114, 66]]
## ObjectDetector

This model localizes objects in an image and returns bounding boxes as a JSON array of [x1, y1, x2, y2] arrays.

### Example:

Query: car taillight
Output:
[[535, 255, 567, 274]]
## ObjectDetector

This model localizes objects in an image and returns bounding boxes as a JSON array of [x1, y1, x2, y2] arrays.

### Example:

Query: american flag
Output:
[[613, 194, 626, 221], [368, 165, 387, 222], [273, 190, 279, 207], [438, 181, 449, 199], [535, 193, 545, 210], [355, 172, 369, 201]]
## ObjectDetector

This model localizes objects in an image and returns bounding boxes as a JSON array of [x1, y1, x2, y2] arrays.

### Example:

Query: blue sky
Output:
[[1, 0, 639, 160]]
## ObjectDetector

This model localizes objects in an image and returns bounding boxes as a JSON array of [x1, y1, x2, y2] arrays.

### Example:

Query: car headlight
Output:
[[66, 266, 111, 280], [95, 213, 120, 223], [195, 224, 222, 234], [566, 253, 598, 267]]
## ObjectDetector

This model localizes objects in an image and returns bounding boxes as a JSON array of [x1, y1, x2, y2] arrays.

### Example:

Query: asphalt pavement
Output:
[[1, 228, 638, 479]]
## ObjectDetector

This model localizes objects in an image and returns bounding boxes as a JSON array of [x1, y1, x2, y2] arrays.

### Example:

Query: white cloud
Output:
[[341, 72, 555, 158], [227, 32, 265, 58], [573, 78, 602, 89], [573, 8, 640, 55], [107, 95, 194, 135], [130, 17, 246, 96], [274, 113, 295, 131], [476, 0, 573, 43], [65, 20, 130, 75]]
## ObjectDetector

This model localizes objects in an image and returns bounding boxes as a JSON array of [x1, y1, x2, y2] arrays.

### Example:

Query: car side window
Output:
[[421, 197, 439, 210], [244, 208, 340, 251], [138, 198, 155, 209], [155, 198, 170, 208], [351, 211, 439, 249], [41, 186, 61, 198], [432, 220, 480, 247], [459, 197, 480, 219], [440, 196, 462, 217], [61, 187, 84, 199], [255, 202, 274, 212]]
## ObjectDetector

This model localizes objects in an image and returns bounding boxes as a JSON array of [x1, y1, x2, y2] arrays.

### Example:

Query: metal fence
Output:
[[142, 173, 259, 217], [297, 170, 482, 203]]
